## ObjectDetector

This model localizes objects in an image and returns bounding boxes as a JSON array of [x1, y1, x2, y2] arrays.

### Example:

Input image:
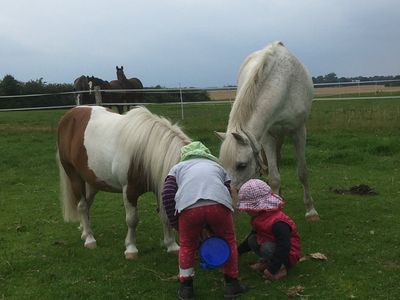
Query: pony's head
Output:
[[216, 130, 267, 188]]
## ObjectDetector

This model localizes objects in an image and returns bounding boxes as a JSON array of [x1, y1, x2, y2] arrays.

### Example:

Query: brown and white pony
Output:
[[216, 41, 319, 221], [57, 105, 191, 258]]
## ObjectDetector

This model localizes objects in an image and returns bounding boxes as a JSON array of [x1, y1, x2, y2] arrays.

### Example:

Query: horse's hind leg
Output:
[[292, 125, 319, 221], [62, 166, 98, 248], [78, 183, 98, 249]]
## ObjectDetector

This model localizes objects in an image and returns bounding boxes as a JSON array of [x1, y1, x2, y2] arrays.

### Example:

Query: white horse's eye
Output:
[[236, 162, 247, 171]]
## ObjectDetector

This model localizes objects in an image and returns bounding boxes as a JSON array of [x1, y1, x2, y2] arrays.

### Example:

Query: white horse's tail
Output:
[[56, 150, 80, 222]]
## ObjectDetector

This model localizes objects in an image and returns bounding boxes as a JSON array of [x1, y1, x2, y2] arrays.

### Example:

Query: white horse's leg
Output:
[[123, 186, 139, 259], [78, 185, 97, 249], [263, 133, 281, 194], [292, 125, 319, 221], [159, 200, 179, 254]]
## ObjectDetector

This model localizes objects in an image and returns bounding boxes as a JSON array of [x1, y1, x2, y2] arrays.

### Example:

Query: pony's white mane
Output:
[[116, 106, 191, 201], [228, 41, 283, 131]]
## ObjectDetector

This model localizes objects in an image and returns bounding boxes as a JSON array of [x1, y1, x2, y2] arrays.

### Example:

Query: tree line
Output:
[[1, 73, 400, 109], [312, 72, 400, 84], [0, 75, 210, 109]]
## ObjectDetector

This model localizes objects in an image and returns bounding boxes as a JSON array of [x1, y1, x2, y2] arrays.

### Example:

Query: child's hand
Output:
[[263, 266, 287, 281]]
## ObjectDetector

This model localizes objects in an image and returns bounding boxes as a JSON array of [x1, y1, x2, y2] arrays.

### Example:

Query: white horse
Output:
[[57, 106, 191, 258], [216, 41, 319, 221]]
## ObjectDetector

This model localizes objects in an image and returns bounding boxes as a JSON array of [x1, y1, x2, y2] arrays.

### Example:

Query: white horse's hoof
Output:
[[84, 236, 97, 249], [84, 241, 97, 249], [305, 208, 320, 221], [125, 252, 138, 260]]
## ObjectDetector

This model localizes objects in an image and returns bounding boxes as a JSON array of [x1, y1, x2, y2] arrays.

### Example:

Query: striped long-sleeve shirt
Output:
[[162, 175, 179, 230]]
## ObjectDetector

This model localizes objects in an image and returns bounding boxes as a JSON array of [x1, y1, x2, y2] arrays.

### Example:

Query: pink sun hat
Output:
[[238, 179, 283, 211]]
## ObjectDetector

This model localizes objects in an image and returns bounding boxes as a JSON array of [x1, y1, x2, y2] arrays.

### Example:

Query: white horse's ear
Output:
[[231, 132, 248, 145], [214, 131, 226, 141]]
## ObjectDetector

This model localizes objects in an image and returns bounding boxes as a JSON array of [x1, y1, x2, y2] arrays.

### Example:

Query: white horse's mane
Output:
[[218, 135, 238, 167], [228, 42, 283, 131], [116, 106, 191, 199]]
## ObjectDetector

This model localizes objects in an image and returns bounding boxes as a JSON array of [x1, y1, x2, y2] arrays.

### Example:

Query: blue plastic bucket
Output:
[[199, 236, 231, 269]]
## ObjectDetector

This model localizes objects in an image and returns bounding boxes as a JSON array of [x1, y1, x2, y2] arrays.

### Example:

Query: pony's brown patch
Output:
[[126, 159, 148, 207], [57, 107, 116, 202]]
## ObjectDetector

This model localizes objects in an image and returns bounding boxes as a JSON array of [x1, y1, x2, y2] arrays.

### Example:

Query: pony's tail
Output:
[[56, 150, 80, 222]]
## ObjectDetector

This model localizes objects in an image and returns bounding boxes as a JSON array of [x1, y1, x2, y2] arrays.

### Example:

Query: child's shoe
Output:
[[263, 266, 287, 281], [178, 279, 194, 300], [249, 261, 268, 273], [223, 276, 248, 298]]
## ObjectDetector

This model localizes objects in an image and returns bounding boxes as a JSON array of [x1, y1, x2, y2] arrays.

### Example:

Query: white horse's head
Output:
[[216, 130, 267, 188]]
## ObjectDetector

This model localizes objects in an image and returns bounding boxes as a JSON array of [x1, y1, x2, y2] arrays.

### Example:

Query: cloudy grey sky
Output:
[[1, 0, 399, 87]]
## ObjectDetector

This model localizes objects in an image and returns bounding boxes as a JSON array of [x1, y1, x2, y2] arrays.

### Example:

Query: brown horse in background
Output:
[[73, 75, 110, 105], [73, 67, 143, 113], [85, 75, 125, 112], [73, 75, 90, 105], [114, 66, 144, 113], [87, 76, 110, 104]]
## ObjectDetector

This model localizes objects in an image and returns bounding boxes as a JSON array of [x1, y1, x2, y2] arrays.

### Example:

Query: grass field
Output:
[[1, 99, 400, 299]]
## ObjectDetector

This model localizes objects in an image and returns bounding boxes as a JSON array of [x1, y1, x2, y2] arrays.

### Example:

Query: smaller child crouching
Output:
[[237, 179, 301, 280]]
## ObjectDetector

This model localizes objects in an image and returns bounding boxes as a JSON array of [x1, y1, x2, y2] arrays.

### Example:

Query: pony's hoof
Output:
[[166, 243, 180, 255], [125, 252, 138, 260], [84, 241, 97, 249], [167, 249, 179, 255], [306, 214, 320, 221]]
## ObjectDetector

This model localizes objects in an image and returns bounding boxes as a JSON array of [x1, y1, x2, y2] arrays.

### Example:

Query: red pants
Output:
[[178, 204, 239, 280]]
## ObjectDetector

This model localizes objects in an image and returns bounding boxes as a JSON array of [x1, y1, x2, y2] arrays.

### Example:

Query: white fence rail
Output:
[[1, 80, 399, 114]]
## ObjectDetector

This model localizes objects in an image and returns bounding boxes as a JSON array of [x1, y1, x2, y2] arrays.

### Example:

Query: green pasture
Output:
[[1, 99, 400, 299]]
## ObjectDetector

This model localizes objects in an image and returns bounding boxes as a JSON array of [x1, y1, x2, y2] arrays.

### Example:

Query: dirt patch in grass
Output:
[[330, 184, 378, 195]]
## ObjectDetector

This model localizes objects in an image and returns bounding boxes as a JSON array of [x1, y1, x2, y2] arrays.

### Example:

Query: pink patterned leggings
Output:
[[178, 204, 239, 280]]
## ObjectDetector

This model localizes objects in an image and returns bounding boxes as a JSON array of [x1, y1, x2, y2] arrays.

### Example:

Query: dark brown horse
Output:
[[73, 75, 111, 105], [114, 66, 144, 113], [73, 75, 90, 105], [84, 75, 127, 113], [86, 76, 111, 105]]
